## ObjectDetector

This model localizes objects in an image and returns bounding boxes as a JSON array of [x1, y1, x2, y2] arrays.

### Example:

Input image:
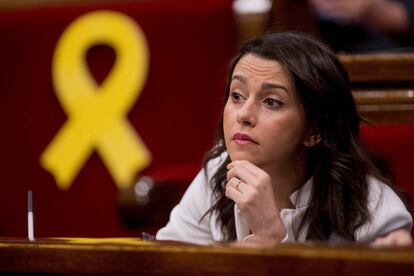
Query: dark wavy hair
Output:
[[202, 31, 400, 241]]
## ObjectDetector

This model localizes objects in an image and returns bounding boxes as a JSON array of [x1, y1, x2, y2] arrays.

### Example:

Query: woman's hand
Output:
[[372, 229, 413, 247], [225, 160, 286, 243]]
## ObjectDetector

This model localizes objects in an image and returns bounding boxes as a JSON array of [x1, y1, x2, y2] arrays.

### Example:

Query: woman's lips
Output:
[[232, 133, 258, 145]]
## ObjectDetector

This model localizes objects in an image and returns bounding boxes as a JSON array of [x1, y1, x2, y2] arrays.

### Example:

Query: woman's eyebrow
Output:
[[231, 75, 246, 83], [261, 82, 289, 94], [232, 75, 289, 95]]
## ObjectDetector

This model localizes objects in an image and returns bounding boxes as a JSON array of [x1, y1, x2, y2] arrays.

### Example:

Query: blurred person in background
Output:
[[309, 0, 414, 53]]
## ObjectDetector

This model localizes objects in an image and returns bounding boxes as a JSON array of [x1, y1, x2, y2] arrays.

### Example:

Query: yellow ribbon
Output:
[[41, 10, 151, 190]]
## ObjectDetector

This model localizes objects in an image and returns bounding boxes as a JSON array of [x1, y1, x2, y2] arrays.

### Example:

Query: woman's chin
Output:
[[229, 152, 258, 164]]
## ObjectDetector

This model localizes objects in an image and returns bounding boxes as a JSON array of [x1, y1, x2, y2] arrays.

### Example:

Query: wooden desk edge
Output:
[[1, 238, 414, 263]]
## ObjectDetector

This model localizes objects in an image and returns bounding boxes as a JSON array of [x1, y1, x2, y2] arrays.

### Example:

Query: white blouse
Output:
[[156, 154, 412, 245]]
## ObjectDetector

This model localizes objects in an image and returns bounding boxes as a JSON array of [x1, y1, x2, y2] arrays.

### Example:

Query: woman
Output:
[[156, 32, 412, 246]]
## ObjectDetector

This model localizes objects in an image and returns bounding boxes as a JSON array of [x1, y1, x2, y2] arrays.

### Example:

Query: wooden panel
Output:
[[1, 238, 414, 275], [338, 54, 414, 124], [340, 54, 414, 84], [353, 89, 414, 124]]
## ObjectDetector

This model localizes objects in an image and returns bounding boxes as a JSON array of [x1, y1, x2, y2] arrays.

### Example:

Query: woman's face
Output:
[[223, 54, 309, 170]]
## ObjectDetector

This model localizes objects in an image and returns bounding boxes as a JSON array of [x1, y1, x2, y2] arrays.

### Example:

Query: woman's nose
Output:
[[237, 99, 257, 127]]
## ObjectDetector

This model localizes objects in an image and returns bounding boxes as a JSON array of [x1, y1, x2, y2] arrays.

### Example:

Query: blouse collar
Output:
[[289, 177, 313, 209]]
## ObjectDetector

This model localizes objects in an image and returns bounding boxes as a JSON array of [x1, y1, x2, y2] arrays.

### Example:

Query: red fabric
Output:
[[361, 124, 414, 212], [361, 124, 414, 237], [0, 0, 236, 237]]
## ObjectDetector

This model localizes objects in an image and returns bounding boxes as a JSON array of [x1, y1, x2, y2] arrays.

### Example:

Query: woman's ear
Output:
[[304, 134, 321, 147], [303, 125, 321, 147]]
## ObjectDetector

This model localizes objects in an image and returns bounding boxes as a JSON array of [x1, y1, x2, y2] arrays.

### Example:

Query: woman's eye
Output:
[[264, 98, 282, 108], [230, 92, 242, 102]]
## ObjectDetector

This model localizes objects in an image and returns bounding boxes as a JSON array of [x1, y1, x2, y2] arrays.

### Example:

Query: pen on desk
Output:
[[28, 190, 35, 241]]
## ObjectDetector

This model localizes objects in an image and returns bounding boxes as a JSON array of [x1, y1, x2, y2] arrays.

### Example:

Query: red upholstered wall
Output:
[[361, 125, 414, 212], [0, 0, 236, 237]]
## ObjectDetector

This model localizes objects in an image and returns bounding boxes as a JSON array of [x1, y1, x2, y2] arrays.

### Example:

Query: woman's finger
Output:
[[225, 181, 244, 203], [227, 177, 251, 195], [227, 165, 257, 185], [227, 163, 270, 190], [227, 160, 261, 177]]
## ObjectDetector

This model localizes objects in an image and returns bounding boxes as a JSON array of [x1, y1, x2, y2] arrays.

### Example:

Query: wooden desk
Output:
[[1, 238, 414, 275]]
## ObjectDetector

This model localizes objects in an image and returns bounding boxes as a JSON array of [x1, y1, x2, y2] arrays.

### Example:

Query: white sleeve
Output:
[[356, 178, 413, 243], [155, 169, 214, 245]]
